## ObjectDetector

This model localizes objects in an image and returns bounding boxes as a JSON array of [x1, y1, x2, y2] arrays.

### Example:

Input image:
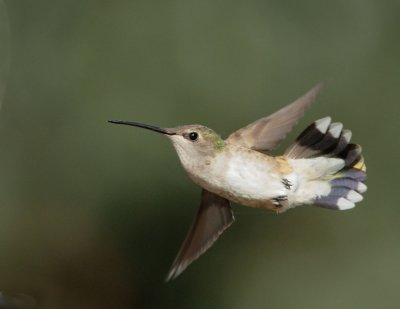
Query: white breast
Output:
[[211, 152, 286, 201]]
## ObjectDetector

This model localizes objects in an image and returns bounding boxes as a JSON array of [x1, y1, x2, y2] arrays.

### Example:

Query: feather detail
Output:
[[226, 84, 323, 151], [285, 117, 367, 210]]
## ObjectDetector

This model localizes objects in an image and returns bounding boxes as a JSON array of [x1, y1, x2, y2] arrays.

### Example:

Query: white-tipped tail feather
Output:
[[337, 198, 355, 210], [286, 117, 367, 210]]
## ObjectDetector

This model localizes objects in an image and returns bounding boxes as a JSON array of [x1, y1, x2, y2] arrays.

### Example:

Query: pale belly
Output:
[[190, 152, 290, 208]]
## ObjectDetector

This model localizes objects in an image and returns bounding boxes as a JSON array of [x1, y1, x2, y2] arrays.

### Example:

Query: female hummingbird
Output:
[[109, 84, 367, 281]]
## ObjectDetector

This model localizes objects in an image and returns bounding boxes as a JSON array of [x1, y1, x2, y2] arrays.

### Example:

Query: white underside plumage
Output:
[[218, 154, 285, 201], [185, 145, 348, 211]]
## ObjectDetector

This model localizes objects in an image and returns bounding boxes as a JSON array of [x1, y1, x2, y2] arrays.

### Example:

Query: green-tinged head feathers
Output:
[[165, 125, 226, 167], [202, 129, 225, 151], [166, 124, 225, 152]]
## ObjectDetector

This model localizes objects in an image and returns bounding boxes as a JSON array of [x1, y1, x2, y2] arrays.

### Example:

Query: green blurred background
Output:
[[0, 1, 399, 308]]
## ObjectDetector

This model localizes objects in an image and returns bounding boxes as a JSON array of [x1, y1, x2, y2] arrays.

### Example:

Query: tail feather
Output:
[[331, 129, 352, 156], [285, 117, 330, 158], [339, 144, 362, 167], [339, 168, 367, 181], [312, 122, 342, 154], [331, 178, 367, 193], [286, 117, 367, 210]]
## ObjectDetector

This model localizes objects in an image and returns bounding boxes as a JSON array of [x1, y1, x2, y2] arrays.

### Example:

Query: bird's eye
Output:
[[188, 132, 198, 141]]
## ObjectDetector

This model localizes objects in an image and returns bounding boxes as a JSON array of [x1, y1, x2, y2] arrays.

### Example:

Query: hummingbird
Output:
[[109, 84, 367, 281]]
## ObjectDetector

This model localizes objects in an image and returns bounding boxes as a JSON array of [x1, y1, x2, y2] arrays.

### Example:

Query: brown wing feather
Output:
[[226, 84, 323, 151], [166, 190, 234, 281]]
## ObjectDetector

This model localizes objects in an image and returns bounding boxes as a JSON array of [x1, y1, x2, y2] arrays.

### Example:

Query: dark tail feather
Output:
[[285, 117, 367, 210]]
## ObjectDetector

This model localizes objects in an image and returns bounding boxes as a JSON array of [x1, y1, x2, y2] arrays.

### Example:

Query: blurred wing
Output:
[[226, 83, 323, 151], [166, 189, 234, 281]]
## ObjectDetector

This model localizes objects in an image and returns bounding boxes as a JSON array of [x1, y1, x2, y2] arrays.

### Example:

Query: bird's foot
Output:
[[272, 195, 288, 208], [282, 178, 292, 190]]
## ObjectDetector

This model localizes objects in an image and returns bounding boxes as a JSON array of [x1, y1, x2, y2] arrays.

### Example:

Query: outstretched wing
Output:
[[226, 84, 323, 152], [166, 189, 234, 281]]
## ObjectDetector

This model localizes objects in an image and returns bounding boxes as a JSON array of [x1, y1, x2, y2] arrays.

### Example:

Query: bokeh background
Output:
[[0, 1, 399, 308]]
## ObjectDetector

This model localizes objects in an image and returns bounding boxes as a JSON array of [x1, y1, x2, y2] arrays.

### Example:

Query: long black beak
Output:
[[108, 120, 176, 135]]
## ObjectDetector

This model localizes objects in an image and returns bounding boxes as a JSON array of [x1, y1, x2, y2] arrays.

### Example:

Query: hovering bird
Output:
[[109, 84, 367, 281]]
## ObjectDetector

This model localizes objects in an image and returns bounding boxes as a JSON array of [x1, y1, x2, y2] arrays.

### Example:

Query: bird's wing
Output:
[[166, 189, 234, 281], [226, 84, 323, 152]]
